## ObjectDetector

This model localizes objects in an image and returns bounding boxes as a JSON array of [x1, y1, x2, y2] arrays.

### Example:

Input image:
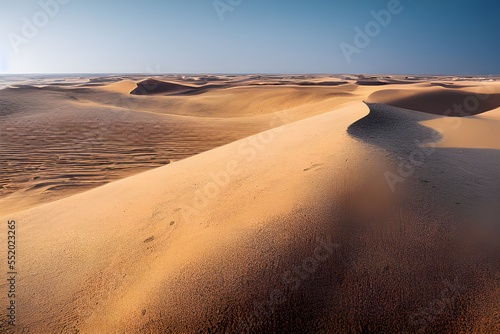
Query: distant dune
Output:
[[367, 84, 500, 116], [99, 79, 138, 94], [130, 78, 225, 96], [0, 75, 499, 333], [130, 79, 197, 95]]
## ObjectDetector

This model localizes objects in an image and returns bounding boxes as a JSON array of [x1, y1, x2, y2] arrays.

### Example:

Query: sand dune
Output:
[[99, 80, 138, 94], [422, 113, 500, 149], [367, 84, 500, 116], [0, 75, 499, 333], [130, 79, 221, 96], [0, 85, 270, 213], [0, 78, 371, 212]]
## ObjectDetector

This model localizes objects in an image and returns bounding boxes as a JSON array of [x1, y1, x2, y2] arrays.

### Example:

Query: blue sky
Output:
[[0, 0, 499, 74]]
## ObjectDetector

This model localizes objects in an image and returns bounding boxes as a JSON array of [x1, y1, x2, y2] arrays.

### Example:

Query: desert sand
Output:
[[0, 75, 499, 333]]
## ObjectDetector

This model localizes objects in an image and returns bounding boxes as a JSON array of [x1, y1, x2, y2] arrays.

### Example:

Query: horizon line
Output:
[[1, 72, 499, 77]]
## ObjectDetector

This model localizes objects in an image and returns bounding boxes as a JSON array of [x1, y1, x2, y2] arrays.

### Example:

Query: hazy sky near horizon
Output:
[[0, 0, 499, 75]]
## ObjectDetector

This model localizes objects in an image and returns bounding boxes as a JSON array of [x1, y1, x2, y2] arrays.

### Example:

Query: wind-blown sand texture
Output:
[[0, 75, 499, 333]]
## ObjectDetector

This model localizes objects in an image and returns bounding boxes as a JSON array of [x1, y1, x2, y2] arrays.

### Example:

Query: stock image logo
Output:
[[7, 0, 71, 54]]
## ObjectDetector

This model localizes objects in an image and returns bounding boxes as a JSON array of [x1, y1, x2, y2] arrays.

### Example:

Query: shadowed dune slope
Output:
[[367, 85, 500, 116], [1, 102, 498, 333], [130, 79, 198, 95], [130, 79, 225, 96]]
